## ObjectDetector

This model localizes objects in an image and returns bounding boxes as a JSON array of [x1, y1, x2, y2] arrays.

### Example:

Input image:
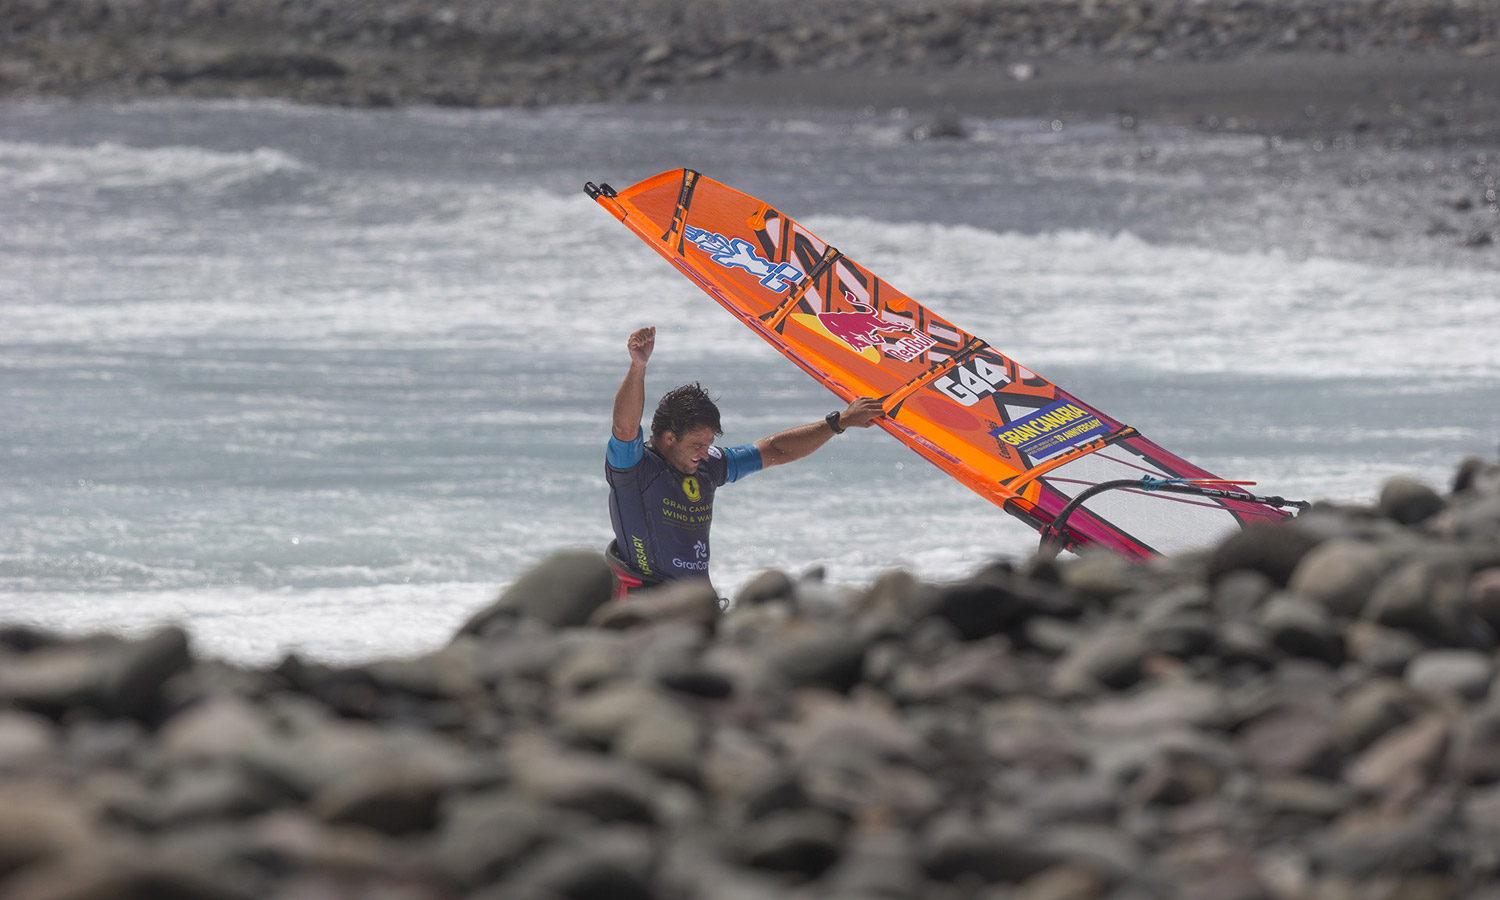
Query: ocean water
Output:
[[2, 99, 1496, 664]]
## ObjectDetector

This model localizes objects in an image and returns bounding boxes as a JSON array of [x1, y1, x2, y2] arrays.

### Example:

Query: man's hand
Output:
[[628, 327, 656, 367], [837, 396, 886, 430]]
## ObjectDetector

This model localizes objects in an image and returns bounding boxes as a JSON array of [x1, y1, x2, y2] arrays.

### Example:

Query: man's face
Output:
[[658, 426, 716, 475]]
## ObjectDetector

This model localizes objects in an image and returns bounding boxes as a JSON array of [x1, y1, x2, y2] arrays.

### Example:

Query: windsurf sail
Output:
[[586, 169, 1305, 560]]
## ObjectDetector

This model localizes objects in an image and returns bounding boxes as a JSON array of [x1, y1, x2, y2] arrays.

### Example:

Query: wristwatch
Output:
[[826, 410, 845, 434]]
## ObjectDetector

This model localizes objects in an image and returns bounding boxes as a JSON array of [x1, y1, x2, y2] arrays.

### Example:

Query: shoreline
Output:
[[4, 1, 1499, 141]]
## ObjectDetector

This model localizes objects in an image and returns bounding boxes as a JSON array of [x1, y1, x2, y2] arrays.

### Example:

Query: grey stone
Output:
[[1405, 648, 1493, 701], [1251, 776, 1357, 818], [1346, 714, 1450, 795], [736, 569, 794, 606], [0, 856, 251, 900], [1240, 709, 1341, 777], [1288, 539, 1387, 617], [770, 631, 868, 693], [589, 577, 721, 631], [1379, 476, 1447, 525], [1258, 595, 1343, 664], [510, 735, 661, 824], [826, 827, 924, 898], [0, 789, 95, 881], [427, 794, 562, 888], [0, 711, 57, 771], [1051, 628, 1150, 695], [921, 811, 1062, 883], [501, 827, 657, 900], [310, 766, 448, 835], [1335, 679, 1428, 753], [1471, 567, 1500, 630], [1019, 775, 1118, 825], [459, 549, 613, 633], [1014, 864, 1109, 900], [1081, 681, 1224, 733], [1207, 522, 1322, 587], [740, 809, 844, 878], [0, 641, 115, 718], [1364, 558, 1476, 644], [1213, 570, 1276, 619], [1343, 621, 1425, 675], [130, 762, 292, 828], [1451, 704, 1500, 784]]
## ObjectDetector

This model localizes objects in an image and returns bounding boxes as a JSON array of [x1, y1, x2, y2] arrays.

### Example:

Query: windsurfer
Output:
[[606, 325, 884, 601]]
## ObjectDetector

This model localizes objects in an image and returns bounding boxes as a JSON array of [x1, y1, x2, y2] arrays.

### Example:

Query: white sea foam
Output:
[[0, 139, 307, 192], [0, 583, 494, 666]]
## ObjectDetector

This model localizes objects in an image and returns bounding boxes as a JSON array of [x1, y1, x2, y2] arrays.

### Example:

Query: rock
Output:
[[1470, 567, 1500, 630], [1240, 709, 1341, 777], [740, 809, 844, 877], [309, 765, 449, 835], [1051, 628, 1150, 695], [1014, 864, 1108, 900], [0, 789, 96, 881], [1251, 776, 1357, 819], [0, 711, 57, 771], [427, 794, 561, 889], [510, 736, 661, 824], [101, 625, 193, 720], [769, 631, 869, 693], [735, 570, 794, 606], [1213, 570, 1276, 619], [1345, 714, 1450, 797], [1405, 648, 1493, 701], [1343, 621, 1425, 675], [459, 549, 613, 633], [1288, 539, 1387, 617], [1081, 681, 1224, 733], [1258, 595, 1343, 664], [1451, 704, 1500, 784], [0, 640, 117, 719], [1335, 679, 1428, 753], [499, 828, 657, 900], [1378, 477, 1448, 525], [1207, 522, 1321, 587], [588, 578, 720, 631], [1365, 558, 1478, 645], [921, 812, 1062, 884], [926, 566, 1078, 641], [826, 827, 924, 897], [0, 856, 251, 900]]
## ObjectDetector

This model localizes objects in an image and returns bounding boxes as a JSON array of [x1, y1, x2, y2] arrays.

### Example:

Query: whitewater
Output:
[[2, 99, 1496, 664]]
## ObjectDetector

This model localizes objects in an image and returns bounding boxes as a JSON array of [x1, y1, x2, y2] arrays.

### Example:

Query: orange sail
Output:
[[588, 169, 1298, 559]]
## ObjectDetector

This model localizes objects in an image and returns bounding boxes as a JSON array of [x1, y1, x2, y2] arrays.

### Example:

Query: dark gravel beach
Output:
[[6, 0, 1500, 139], [3, 456, 1500, 899]]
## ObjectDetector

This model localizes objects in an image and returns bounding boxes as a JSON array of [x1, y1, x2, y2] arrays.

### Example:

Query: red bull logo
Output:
[[817, 292, 936, 362]]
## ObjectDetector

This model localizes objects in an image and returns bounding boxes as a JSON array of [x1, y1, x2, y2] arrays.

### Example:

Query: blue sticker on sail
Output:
[[989, 401, 1107, 459]]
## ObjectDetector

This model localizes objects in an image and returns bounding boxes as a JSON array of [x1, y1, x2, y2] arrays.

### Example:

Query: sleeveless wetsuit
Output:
[[606, 432, 761, 585]]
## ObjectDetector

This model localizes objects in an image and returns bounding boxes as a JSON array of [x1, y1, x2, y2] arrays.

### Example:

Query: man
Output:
[[606, 325, 885, 599]]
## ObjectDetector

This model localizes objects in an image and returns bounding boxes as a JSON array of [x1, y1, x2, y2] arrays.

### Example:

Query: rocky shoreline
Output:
[[3, 452, 1500, 899], [4, 0, 1499, 120]]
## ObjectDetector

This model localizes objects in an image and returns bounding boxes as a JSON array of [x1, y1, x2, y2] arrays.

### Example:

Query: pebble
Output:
[[2, 452, 1500, 898]]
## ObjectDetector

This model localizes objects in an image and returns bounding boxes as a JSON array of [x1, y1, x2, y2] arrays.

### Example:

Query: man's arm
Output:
[[754, 397, 885, 469], [612, 326, 655, 441]]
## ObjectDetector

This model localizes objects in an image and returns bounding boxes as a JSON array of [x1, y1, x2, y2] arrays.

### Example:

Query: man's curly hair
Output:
[[651, 383, 722, 442]]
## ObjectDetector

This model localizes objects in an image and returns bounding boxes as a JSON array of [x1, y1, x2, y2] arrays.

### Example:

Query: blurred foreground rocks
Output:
[[3, 0, 1498, 108], [4, 452, 1500, 899]]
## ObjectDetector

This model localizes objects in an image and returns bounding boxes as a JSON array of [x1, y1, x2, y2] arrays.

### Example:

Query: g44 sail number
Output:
[[933, 358, 1012, 406]]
